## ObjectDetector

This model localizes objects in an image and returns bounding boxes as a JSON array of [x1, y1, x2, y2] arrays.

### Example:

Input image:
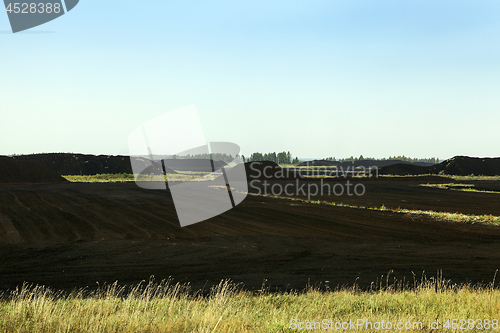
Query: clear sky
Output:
[[1, 0, 499, 160]]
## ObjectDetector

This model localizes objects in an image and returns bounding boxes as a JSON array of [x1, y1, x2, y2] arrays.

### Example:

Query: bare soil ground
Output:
[[377, 156, 500, 176], [9, 153, 177, 176], [0, 156, 67, 184], [0, 176, 499, 292]]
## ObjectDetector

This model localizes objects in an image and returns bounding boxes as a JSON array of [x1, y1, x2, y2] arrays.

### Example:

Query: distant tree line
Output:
[[324, 155, 440, 163], [172, 153, 235, 163], [242, 152, 440, 165], [243, 151, 300, 164]]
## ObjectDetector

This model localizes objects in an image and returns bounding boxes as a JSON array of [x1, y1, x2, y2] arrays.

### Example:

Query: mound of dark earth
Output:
[[0, 156, 67, 184], [376, 163, 431, 176], [300, 159, 436, 168], [376, 156, 500, 176], [224, 161, 300, 181], [430, 156, 500, 176], [162, 159, 227, 172], [135, 162, 177, 180], [11, 153, 176, 176], [298, 160, 340, 166]]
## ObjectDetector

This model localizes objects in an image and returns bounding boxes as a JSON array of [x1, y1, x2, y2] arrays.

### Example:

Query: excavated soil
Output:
[[0, 175, 499, 292], [11, 153, 176, 176], [431, 156, 500, 176], [377, 156, 500, 176], [163, 159, 227, 171], [0, 156, 67, 184]]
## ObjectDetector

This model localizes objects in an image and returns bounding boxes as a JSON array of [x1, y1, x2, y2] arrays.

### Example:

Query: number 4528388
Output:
[[6, 3, 61, 14], [443, 319, 498, 330]]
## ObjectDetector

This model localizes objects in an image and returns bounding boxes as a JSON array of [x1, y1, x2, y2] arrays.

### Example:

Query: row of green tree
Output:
[[243, 151, 300, 164], [174, 152, 439, 165], [324, 155, 440, 163], [171, 153, 235, 163]]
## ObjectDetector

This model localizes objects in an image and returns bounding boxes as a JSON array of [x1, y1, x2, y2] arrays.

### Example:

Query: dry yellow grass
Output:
[[0, 275, 499, 332]]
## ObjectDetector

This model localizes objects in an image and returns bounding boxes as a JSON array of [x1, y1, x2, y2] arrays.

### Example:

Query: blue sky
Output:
[[1, 0, 500, 160]]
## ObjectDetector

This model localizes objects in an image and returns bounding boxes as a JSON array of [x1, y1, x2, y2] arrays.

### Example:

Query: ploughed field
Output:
[[0, 175, 499, 292]]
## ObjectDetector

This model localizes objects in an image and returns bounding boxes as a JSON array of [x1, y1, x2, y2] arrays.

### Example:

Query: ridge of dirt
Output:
[[0, 178, 499, 290], [11, 153, 176, 176], [0, 156, 67, 184]]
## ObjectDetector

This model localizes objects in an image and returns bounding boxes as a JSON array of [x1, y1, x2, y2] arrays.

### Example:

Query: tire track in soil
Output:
[[0, 212, 21, 243], [0, 181, 500, 291]]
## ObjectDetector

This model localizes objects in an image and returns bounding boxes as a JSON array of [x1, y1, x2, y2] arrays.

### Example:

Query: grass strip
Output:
[[0, 276, 499, 332]]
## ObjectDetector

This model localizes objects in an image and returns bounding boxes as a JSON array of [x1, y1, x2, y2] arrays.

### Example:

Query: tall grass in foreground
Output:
[[0, 275, 499, 332]]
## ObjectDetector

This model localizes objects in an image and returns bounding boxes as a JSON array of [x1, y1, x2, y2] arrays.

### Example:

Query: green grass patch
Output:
[[251, 193, 500, 226], [63, 174, 136, 183], [421, 183, 500, 194], [379, 174, 433, 178], [64, 172, 221, 183], [379, 174, 500, 180], [277, 164, 303, 168], [445, 175, 500, 181]]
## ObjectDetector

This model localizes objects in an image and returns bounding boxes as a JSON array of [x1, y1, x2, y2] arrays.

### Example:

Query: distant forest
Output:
[[243, 152, 440, 164], [171, 153, 235, 163], [324, 155, 440, 163], [243, 152, 299, 164], [7, 152, 440, 164]]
